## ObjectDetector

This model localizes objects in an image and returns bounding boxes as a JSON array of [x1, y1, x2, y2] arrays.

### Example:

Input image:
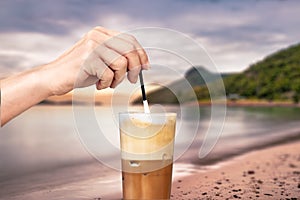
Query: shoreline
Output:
[[172, 140, 300, 199], [185, 99, 300, 107], [130, 100, 300, 108], [190, 130, 300, 166], [3, 139, 300, 199]]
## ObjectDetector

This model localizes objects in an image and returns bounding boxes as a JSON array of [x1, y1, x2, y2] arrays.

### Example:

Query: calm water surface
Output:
[[1, 105, 300, 199]]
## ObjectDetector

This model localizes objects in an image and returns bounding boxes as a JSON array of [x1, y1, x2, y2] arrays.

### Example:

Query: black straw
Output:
[[139, 70, 147, 101]]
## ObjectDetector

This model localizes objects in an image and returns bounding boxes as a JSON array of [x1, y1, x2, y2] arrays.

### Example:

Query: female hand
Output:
[[48, 26, 149, 95], [1, 26, 150, 126]]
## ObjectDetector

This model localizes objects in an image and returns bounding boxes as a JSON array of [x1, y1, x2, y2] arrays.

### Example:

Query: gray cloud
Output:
[[0, 0, 95, 34], [0, 0, 299, 77], [0, 55, 25, 74]]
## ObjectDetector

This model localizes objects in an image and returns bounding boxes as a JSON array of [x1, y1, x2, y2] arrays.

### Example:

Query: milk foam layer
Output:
[[119, 113, 176, 161], [120, 113, 173, 125]]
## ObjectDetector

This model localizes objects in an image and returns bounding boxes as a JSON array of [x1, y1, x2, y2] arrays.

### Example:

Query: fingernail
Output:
[[142, 64, 151, 70], [127, 72, 137, 84], [132, 77, 138, 84]]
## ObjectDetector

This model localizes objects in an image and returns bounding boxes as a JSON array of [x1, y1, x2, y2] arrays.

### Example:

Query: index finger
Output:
[[95, 27, 150, 69], [115, 33, 150, 70]]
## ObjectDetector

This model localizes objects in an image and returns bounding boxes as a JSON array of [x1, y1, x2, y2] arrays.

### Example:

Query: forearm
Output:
[[1, 65, 53, 126]]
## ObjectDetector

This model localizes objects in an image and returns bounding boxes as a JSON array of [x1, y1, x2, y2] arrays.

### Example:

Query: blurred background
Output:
[[1, 0, 300, 77], [1, 0, 300, 199]]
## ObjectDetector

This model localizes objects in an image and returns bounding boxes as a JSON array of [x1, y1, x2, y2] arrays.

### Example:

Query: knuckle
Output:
[[117, 73, 126, 80], [124, 43, 135, 52], [86, 39, 96, 49], [126, 51, 140, 63], [129, 43, 136, 50], [130, 65, 141, 72], [106, 69, 114, 80], [123, 33, 137, 42], [82, 44, 95, 60], [139, 50, 149, 63], [115, 56, 128, 67], [93, 26, 103, 30], [86, 29, 97, 39]]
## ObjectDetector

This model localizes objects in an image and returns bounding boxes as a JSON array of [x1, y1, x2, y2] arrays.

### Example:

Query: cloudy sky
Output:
[[0, 0, 299, 80]]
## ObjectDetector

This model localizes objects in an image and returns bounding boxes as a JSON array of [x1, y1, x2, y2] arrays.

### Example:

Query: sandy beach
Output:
[[2, 140, 299, 200], [172, 140, 300, 199]]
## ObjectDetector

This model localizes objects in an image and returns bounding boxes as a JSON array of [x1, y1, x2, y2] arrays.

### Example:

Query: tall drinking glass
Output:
[[119, 112, 176, 200]]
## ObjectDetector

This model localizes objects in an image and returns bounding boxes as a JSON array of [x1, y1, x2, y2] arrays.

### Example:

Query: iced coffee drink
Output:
[[119, 113, 176, 200]]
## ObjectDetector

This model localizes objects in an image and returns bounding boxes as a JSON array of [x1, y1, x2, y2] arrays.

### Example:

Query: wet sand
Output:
[[4, 141, 299, 200], [172, 141, 300, 199]]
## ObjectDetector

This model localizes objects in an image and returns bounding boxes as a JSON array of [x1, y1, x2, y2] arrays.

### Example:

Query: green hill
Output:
[[224, 43, 300, 102], [133, 43, 300, 104], [133, 66, 230, 104]]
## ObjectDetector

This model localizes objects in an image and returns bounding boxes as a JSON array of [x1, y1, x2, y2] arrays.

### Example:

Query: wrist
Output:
[[41, 61, 74, 96], [31, 65, 54, 99]]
